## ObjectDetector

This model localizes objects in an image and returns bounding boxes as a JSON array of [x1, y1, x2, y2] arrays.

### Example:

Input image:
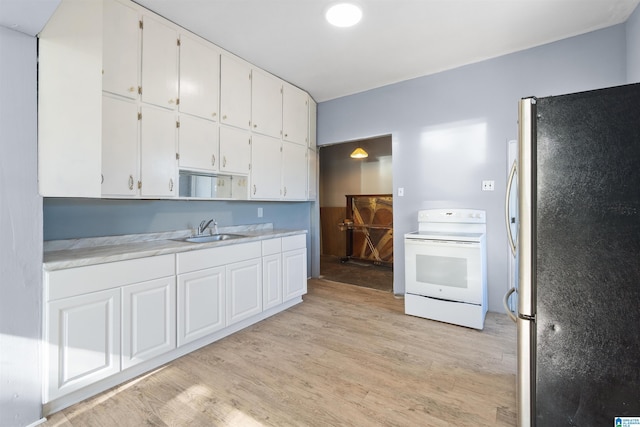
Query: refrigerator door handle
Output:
[[505, 159, 517, 257], [518, 98, 536, 317], [503, 287, 517, 323]]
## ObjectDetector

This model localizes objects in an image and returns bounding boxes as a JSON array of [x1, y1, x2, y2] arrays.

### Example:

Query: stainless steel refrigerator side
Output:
[[517, 98, 536, 427]]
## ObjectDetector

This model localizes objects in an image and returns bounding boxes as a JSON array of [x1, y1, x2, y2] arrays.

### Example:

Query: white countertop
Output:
[[43, 224, 307, 271]]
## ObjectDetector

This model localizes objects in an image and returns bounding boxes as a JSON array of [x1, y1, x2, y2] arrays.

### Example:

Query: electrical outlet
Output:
[[482, 180, 495, 191], [257, 207, 263, 218]]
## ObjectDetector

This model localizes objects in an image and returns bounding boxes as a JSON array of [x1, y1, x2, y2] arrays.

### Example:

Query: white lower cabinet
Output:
[[177, 266, 226, 347], [282, 235, 308, 300], [121, 277, 176, 369], [45, 288, 121, 402], [262, 238, 283, 310], [176, 241, 262, 338], [226, 258, 262, 325], [44, 235, 306, 409]]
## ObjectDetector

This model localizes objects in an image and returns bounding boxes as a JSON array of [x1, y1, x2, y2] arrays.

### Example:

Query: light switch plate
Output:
[[398, 187, 404, 197]]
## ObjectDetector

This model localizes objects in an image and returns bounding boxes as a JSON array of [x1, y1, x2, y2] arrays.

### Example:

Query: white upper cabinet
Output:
[[38, 0, 103, 197], [39, 0, 313, 200], [250, 134, 282, 200], [308, 98, 317, 150], [251, 69, 283, 138], [140, 105, 177, 197], [219, 126, 251, 175], [103, 0, 139, 99], [282, 141, 308, 200], [178, 115, 219, 173], [102, 95, 139, 197], [220, 54, 251, 130], [179, 33, 220, 121], [282, 82, 309, 146], [141, 14, 179, 110], [307, 147, 318, 201]]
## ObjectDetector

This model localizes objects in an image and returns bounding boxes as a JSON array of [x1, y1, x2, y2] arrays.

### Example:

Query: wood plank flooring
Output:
[[43, 279, 517, 427]]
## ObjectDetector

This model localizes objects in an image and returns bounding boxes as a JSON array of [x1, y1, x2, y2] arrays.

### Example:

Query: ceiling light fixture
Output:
[[326, 3, 363, 28], [350, 147, 368, 158]]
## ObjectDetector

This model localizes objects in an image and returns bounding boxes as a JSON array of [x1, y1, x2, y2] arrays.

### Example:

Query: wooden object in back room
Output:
[[343, 195, 393, 266]]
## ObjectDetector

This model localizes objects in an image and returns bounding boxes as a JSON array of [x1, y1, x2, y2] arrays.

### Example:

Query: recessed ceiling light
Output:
[[326, 3, 362, 28]]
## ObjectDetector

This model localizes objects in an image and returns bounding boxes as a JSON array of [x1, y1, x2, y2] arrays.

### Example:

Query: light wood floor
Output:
[[43, 279, 517, 427]]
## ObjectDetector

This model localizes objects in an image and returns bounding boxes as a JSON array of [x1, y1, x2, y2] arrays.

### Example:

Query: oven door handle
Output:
[[405, 239, 479, 248]]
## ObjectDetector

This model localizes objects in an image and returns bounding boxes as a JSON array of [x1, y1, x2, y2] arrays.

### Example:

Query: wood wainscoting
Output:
[[320, 206, 346, 257]]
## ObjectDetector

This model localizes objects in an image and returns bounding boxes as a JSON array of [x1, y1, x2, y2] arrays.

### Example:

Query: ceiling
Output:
[[2, 0, 639, 102]]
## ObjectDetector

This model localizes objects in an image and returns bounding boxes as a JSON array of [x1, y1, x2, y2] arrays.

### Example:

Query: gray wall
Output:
[[628, 4, 640, 81], [44, 199, 312, 240], [317, 25, 629, 312], [0, 26, 43, 426]]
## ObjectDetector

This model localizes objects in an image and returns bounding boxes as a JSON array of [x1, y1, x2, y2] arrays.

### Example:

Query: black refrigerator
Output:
[[516, 83, 640, 426]]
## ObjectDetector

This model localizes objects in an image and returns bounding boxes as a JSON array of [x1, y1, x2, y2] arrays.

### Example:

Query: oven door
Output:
[[404, 237, 484, 305]]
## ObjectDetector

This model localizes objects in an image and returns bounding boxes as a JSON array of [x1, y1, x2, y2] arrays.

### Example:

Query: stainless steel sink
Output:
[[179, 234, 246, 243]]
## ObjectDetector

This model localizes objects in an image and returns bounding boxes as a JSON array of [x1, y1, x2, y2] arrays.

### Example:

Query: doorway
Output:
[[318, 135, 393, 292]]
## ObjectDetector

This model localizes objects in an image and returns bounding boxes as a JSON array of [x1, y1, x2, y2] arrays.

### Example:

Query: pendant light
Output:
[[350, 147, 368, 158]]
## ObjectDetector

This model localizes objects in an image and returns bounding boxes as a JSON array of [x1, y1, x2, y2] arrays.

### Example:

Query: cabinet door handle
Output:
[[222, 115, 227, 120], [223, 156, 227, 168], [253, 124, 257, 128], [168, 99, 175, 105], [169, 178, 174, 192], [211, 154, 216, 167], [101, 174, 104, 184], [284, 186, 287, 197], [212, 112, 217, 118], [253, 184, 257, 195], [128, 86, 136, 93], [128, 174, 134, 190]]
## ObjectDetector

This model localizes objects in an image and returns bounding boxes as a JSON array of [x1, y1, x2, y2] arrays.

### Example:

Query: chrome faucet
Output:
[[197, 219, 215, 235]]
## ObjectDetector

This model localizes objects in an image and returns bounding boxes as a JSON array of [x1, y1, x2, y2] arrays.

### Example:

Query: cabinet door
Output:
[[38, 0, 103, 198], [102, 95, 139, 197], [141, 14, 178, 109], [177, 267, 226, 347], [226, 258, 262, 326], [103, 0, 139, 99], [282, 141, 307, 200], [283, 248, 307, 301], [262, 253, 283, 310], [282, 83, 308, 145], [140, 105, 177, 197], [178, 115, 219, 173], [250, 134, 282, 199], [251, 69, 282, 138], [179, 33, 219, 121], [220, 54, 251, 130], [45, 288, 121, 402], [308, 98, 317, 150], [219, 125, 251, 175], [307, 147, 317, 201], [122, 277, 176, 369]]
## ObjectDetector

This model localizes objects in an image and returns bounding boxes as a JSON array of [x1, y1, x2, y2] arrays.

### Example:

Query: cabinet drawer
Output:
[[262, 238, 281, 256], [177, 241, 261, 274], [46, 255, 175, 301], [282, 234, 306, 251]]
